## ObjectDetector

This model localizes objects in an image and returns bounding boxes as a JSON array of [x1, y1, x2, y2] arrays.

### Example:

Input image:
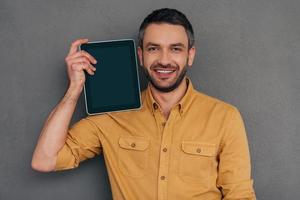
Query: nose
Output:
[[158, 49, 171, 66]]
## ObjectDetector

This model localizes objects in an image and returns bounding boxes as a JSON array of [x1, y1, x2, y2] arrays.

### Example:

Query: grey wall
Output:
[[1, 0, 299, 199]]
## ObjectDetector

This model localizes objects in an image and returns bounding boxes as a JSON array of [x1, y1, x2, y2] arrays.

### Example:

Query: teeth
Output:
[[156, 70, 174, 74]]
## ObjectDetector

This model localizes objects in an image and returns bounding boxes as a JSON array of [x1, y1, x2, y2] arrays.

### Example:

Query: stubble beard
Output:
[[142, 62, 189, 93]]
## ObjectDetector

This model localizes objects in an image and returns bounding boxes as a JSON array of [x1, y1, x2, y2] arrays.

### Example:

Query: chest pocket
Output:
[[178, 141, 216, 184], [118, 136, 150, 178]]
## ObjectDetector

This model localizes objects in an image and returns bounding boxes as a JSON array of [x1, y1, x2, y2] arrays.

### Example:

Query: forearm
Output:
[[31, 85, 82, 172]]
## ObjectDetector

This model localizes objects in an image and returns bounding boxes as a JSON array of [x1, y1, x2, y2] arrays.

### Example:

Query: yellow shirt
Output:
[[55, 77, 256, 200]]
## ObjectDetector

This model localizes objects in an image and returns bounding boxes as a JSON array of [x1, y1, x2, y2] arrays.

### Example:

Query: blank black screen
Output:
[[80, 39, 141, 115]]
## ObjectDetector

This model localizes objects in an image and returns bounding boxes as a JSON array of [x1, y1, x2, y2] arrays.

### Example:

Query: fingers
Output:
[[68, 50, 97, 64], [69, 57, 96, 70], [66, 38, 98, 76], [69, 58, 96, 74], [72, 62, 95, 75], [65, 55, 96, 75], [68, 38, 88, 56]]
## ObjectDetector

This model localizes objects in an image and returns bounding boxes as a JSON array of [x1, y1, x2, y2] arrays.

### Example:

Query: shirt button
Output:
[[162, 147, 167, 152], [196, 148, 201, 153], [131, 143, 136, 148], [153, 103, 158, 109], [160, 176, 166, 180]]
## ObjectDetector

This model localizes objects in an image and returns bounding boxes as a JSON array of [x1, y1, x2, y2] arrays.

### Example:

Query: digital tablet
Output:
[[79, 39, 142, 115]]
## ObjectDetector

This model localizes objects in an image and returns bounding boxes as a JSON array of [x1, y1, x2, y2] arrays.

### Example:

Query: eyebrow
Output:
[[145, 42, 186, 48], [170, 43, 186, 48]]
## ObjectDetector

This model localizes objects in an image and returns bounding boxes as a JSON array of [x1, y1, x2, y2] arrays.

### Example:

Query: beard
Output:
[[142, 61, 189, 93]]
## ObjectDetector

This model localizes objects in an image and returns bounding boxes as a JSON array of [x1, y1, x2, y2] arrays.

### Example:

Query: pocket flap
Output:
[[119, 137, 150, 151], [181, 142, 216, 156]]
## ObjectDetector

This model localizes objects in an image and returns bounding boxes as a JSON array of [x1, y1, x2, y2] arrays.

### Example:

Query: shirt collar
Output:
[[145, 77, 195, 117]]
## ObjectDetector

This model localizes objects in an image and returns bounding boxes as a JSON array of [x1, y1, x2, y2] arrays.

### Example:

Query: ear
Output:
[[137, 46, 143, 66], [187, 46, 196, 67]]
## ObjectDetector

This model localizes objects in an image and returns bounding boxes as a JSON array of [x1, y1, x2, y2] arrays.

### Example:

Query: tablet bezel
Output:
[[79, 39, 142, 115]]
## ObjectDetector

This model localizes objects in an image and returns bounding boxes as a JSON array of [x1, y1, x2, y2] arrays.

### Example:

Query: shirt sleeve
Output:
[[54, 117, 102, 171], [217, 107, 256, 199]]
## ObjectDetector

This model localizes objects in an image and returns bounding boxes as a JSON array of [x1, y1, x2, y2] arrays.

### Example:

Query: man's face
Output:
[[138, 23, 195, 93]]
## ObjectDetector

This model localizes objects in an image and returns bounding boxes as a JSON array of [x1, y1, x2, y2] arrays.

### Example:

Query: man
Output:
[[31, 8, 256, 200]]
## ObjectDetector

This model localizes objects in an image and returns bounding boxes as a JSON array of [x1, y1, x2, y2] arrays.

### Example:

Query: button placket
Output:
[[157, 109, 177, 200]]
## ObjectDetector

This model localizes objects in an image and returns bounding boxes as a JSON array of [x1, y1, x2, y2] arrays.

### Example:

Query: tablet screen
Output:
[[80, 39, 141, 115]]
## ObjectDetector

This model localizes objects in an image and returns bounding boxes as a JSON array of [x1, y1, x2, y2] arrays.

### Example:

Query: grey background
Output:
[[0, 0, 299, 199]]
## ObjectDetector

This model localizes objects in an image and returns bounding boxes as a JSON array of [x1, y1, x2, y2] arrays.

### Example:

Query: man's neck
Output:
[[150, 77, 188, 120]]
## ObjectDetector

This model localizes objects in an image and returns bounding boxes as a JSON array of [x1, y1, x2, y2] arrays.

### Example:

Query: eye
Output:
[[147, 47, 158, 52], [172, 47, 182, 52]]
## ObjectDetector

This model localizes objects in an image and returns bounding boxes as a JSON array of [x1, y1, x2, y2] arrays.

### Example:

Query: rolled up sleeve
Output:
[[55, 117, 102, 171], [217, 107, 256, 199]]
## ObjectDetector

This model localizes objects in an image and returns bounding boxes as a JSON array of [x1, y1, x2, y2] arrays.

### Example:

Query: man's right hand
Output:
[[65, 38, 97, 91], [31, 39, 98, 172]]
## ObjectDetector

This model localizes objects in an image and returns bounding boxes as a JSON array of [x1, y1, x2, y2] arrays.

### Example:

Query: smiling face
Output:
[[138, 23, 196, 93]]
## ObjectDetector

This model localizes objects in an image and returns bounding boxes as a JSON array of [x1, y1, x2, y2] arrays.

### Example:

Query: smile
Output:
[[153, 69, 176, 74]]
